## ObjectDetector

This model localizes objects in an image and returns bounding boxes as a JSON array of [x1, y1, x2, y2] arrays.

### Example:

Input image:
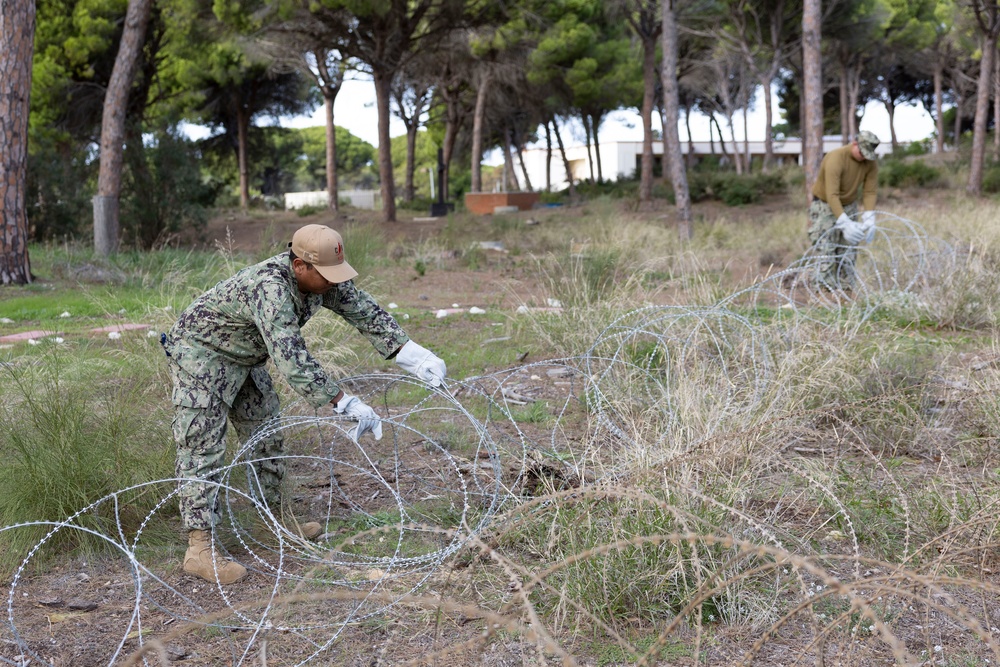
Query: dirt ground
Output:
[[4, 190, 991, 667], [200, 206, 541, 313], [194, 192, 805, 314]]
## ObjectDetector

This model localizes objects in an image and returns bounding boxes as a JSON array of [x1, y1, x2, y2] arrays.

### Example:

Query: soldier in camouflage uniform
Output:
[[807, 130, 880, 290], [162, 224, 447, 584]]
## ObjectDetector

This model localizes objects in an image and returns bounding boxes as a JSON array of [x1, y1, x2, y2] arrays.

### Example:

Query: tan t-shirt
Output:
[[811, 144, 878, 217]]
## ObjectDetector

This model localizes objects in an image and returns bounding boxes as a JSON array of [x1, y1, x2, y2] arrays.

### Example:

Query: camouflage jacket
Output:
[[163, 253, 409, 409]]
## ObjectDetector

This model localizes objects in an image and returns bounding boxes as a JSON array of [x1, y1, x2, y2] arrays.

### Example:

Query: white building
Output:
[[519, 137, 898, 192], [284, 189, 382, 210]]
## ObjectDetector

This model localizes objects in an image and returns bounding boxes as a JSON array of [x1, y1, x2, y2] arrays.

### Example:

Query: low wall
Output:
[[464, 192, 540, 215], [284, 189, 382, 211]]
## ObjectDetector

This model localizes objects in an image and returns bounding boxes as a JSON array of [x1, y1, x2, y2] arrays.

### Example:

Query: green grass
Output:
[[0, 350, 174, 575], [0, 288, 155, 331], [509, 400, 554, 425], [589, 635, 695, 666], [322, 509, 453, 560], [1, 243, 246, 337]]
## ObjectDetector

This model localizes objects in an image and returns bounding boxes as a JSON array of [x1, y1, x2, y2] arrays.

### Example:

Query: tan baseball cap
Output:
[[856, 130, 880, 161], [288, 224, 358, 283]]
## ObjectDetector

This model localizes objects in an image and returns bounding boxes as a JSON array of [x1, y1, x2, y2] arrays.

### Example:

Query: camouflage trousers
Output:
[[807, 199, 860, 289], [171, 366, 285, 531]]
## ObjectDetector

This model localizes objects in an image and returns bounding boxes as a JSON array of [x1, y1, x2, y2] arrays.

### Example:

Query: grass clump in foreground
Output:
[[0, 350, 174, 575]]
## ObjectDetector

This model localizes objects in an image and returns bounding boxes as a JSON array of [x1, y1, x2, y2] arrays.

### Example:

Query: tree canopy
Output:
[[6, 0, 999, 254]]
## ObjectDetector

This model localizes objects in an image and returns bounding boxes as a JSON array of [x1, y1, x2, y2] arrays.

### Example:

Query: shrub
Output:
[[718, 177, 758, 206], [538, 190, 566, 205], [981, 163, 1000, 194], [296, 203, 327, 217], [122, 130, 218, 249], [897, 139, 931, 156], [575, 179, 639, 199], [878, 159, 942, 189], [752, 170, 788, 194], [26, 139, 95, 241], [687, 171, 787, 206], [396, 196, 435, 212], [687, 172, 713, 201]]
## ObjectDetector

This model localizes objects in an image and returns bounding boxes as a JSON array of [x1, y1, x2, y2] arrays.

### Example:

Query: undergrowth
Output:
[[5, 196, 1000, 665]]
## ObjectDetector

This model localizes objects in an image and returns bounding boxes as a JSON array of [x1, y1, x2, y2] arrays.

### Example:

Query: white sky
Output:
[[186, 76, 937, 155], [294, 77, 936, 148]]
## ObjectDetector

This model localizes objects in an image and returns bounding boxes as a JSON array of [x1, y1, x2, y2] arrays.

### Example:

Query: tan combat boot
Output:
[[288, 521, 322, 540], [183, 530, 248, 584]]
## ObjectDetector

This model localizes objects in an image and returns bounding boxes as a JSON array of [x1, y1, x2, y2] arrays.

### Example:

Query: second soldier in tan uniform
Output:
[[807, 130, 880, 290]]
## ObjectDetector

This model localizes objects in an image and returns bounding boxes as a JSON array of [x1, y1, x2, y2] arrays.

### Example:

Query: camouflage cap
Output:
[[856, 130, 880, 160], [289, 224, 358, 283]]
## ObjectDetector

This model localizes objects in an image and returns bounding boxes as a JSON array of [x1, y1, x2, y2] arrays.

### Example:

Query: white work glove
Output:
[[395, 341, 447, 387], [834, 213, 865, 245], [333, 393, 383, 442], [860, 211, 876, 243]]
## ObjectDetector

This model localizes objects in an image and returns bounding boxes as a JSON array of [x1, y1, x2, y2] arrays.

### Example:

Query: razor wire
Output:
[[0, 209, 985, 666]]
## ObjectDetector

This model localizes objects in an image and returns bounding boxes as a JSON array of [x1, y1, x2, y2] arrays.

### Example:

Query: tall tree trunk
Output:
[[725, 113, 742, 174], [94, 0, 153, 256], [761, 74, 775, 171], [372, 68, 397, 221], [502, 126, 520, 191], [324, 95, 339, 212], [846, 66, 861, 138], [0, 0, 34, 284], [470, 71, 489, 193], [969, 31, 999, 195], [662, 0, 691, 238], [712, 116, 731, 165], [839, 61, 850, 141], [994, 53, 1000, 159], [442, 97, 459, 201], [237, 105, 250, 211], [514, 131, 533, 192], [552, 119, 576, 201], [684, 102, 695, 168], [592, 114, 605, 183], [308, 50, 344, 214], [394, 82, 427, 203], [404, 121, 418, 201], [799, 91, 807, 156], [934, 60, 945, 154], [639, 33, 657, 202], [743, 105, 750, 172], [954, 85, 964, 149], [582, 115, 596, 183], [886, 102, 898, 150], [802, 0, 824, 196], [544, 121, 552, 192]]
